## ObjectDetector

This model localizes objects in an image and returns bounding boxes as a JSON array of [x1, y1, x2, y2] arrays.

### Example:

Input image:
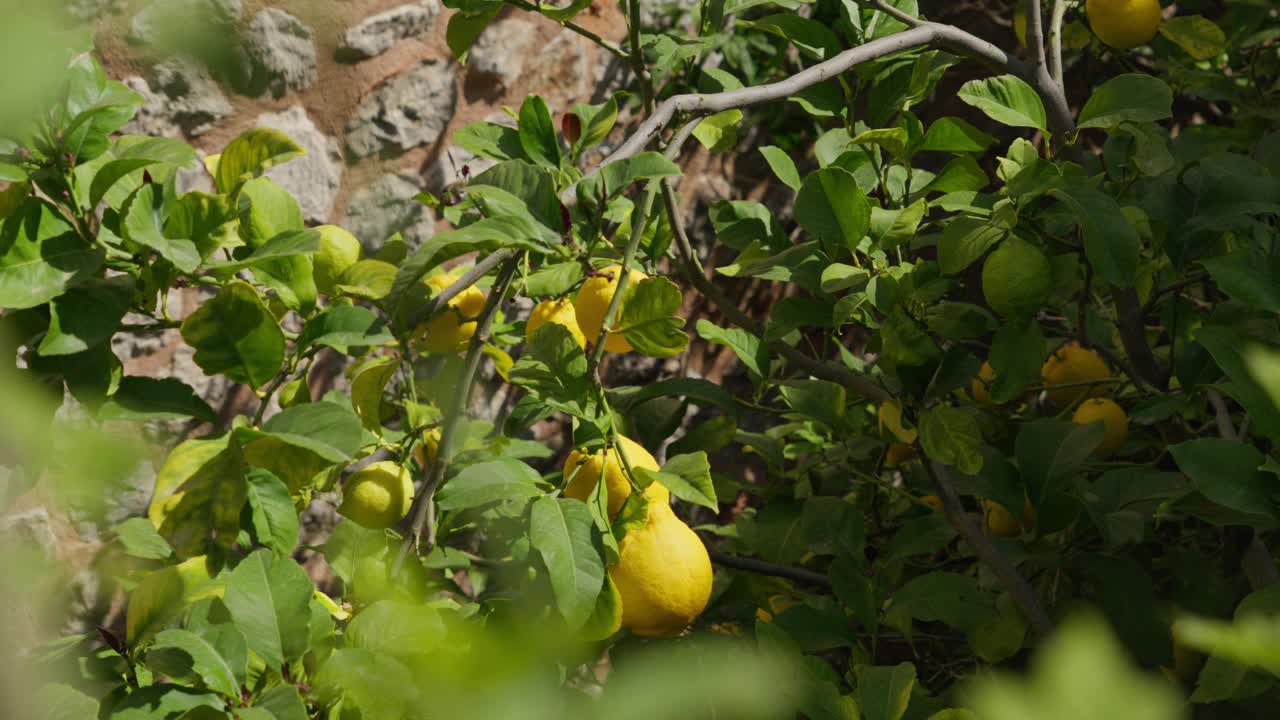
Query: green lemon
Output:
[[982, 235, 1053, 318], [313, 225, 363, 295]]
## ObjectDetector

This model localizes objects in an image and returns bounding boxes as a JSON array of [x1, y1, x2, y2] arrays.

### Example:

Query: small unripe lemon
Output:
[[1072, 397, 1129, 457], [1086, 0, 1162, 49], [573, 264, 647, 353], [412, 427, 441, 469], [527, 297, 586, 349], [416, 273, 487, 354], [338, 461, 415, 529], [312, 225, 362, 295], [972, 361, 995, 405], [610, 503, 712, 637], [563, 435, 668, 519], [985, 498, 1035, 537], [885, 443, 917, 467], [1041, 342, 1111, 407]]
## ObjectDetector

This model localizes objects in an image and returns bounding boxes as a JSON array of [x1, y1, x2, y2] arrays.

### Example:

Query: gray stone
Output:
[[130, 0, 241, 45], [67, 0, 125, 22], [175, 152, 215, 194], [345, 60, 456, 159], [122, 57, 232, 138], [467, 19, 536, 90], [0, 508, 58, 559], [343, 171, 436, 252], [245, 8, 318, 98], [341, 1, 440, 60], [256, 107, 343, 224]]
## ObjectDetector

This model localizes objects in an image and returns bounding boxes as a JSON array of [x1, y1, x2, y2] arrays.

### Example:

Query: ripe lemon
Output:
[[610, 502, 713, 637], [416, 273, 487, 354], [878, 400, 918, 444], [985, 497, 1035, 537], [1041, 342, 1111, 406], [755, 594, 800, 623], [563, 435, 668, 519], [312, 225, 362, 295], [921, 494, 944, 512], [339, 461, 415, 529], [972, 361, 995, 405], [412, 427, 441, 469], [1072, 397, 1129, 457], [982, 235, 1053, 318], [885, 443, 917, 467], [573, 264, 647, 353], [527, 297, 586, 349], [1086, 0, 1162, 49]]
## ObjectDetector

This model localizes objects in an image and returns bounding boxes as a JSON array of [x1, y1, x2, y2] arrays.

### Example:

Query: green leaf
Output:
[[1047, 179, 1139, 287], [920, 117, 997, 153], [795, 167, 871, 257], [298, 304, 394, 353], [510, 322, 598, 420], [530, 496, 605, 628], [692, 109, 744, 153], [345, 600, 446, 658], [608, 377, 739, 417], [1200, 251, 1280, 313], [146, 629, 241, 698], [255, 686, 308, 720], [454, 118, 524, 162], [637, 452, 717, 510], [222, 549, 313, 670], [760, 146, 802, 191], [937, 217, 1004, 275], [202, 228, 319, 274], [99, 377, 217, 424], [1077, 74, 1173, 130], [890, 572, 997, 631], [126, 556, 218, 644], [180, 280, 285, 388], [335, 259, 398, 301], [446, 7, 501, 63], [313, 648, 415, 719], [957, 75, 1047, 132], [987, 319, 1044, 403], [740, 15, 841, 60], [1196, 326, 1280, 443], [874, 199, 927, 250], [525, 261, 585, 298], [122, 182, 200, 272], [236, 177, 316, 314], [517, 95, 561, 169], [577, 152, 682, 205], [37, 276, 132, 356], [1015, 420, 1103, 504], [167, 191, 236, 261], [919, 407, 983, 474], [246, 469, 300, 557], [571, 96, 618, 157], [923, 302, 996, 341], [261, 402, 364, 462], [156, 446, 248, 559], [616, 277, 689, 358], [1159, 15, 1227, 61], [469, 160, 564, 232], [779, 380, 847, 431], [436, 459, 543, 511], [1171, 439, 1276, 519], [851, 127, 910, 163], [112, 517, 174, 560], [0, 200, 103, 310], [216, 127, 305, 194], [104, 685, 224, 720], [855, 663, 916, 720], [89, 136, 196, 209]]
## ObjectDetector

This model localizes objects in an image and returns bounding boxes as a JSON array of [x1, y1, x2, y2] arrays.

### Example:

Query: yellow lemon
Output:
[[921, 495, 944, 513], [412, 427, 442, 469], [755, 594, 800, 623], [611, 503, 713, 637], [573, 264, 647, 353], [416, 273, 487, 353], [885, 443, 917, 467], [338, 461, 415, 529], [527, 297, 586, 349], [1086, 0, 1162, 49], [312, 225, 362, 295], [972, 361, 995, 405], [985, 498, 1035, 538], [563, 435, 668, 519], [1072, 397, 1129, 457], [1041, 342, 1111, 407], [878, 400, 918, 444]]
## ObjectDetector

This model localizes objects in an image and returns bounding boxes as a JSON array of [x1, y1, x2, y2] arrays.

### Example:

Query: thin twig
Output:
[[504, 0, 627, 58], [707, 548, 833, 588], [395, 254, 524, 573], [404, 248, 521, 331], [925, 461, 1056, 638], [625, 0, 654, 112]]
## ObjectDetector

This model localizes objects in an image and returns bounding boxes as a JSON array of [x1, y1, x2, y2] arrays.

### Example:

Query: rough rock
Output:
[[129, 0, 241, 45], [340, 1, 440, 60], [345, 60, 456, 159], [0, 508, 58, 559], [121, 57, 232, 138], [256, 107, 343, 224], [467, 19, 536, 90], [66, 0, 125, 22], [245, 8, 318, 98], [342, 171, 436, 253]]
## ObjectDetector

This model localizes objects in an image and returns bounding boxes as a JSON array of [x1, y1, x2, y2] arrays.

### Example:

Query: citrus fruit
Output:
[[563, 435, 668, 519], [312, 225, 362, 295], [527, 297, 586, 349], [610, 502, 713, 637], [985, 497, 1035, 537], [1072, 397, 1129, 457], [878, 400, 918, 443], [338, 461, 415, 529], [921, 495, 944, 513], [755, 594, 800, 623], [416, 273, 487, 354], [982, 235, 1053, 318], [885, 443, 917, 467], [1041, 342, 1111, 406], [573, 264, 647, 353], [412, 427, 441, 469], [972, 361, 995, 405], [1086, 0, 1162, 49]]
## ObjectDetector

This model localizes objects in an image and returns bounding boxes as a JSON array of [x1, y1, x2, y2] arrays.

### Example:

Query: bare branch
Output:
[[1026, 0, 1048, 76], [503, 0, 627, 59], [1047, 0, 1068, 87], [708, 548, 833, 589]]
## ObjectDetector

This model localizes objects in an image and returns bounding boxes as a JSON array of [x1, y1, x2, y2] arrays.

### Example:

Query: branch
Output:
[[503, 0, 627, 59], [926, 461, 1056, 638], [1026, 0, 1048, 77], [1111, 287, 1168, 390], [404, 248, 520, 331], [395, 253, 524, 573], [707, 548, 833, 589], [1047, 0, 1068, 87]]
